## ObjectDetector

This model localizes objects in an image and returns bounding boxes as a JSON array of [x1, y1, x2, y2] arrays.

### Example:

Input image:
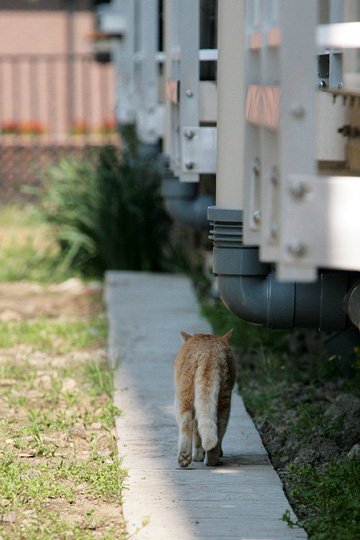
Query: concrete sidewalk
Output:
[[105, 271, 307, 540]]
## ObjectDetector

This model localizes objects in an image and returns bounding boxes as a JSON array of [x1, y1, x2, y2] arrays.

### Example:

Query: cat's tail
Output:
[[194, 361, 220, 451]]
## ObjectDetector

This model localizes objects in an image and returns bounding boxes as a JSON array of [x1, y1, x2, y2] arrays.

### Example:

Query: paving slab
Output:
[[105, 271, 307, 540]]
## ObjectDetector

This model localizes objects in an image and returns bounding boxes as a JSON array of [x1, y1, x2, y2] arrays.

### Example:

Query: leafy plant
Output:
[[40, 145, 174, 276]]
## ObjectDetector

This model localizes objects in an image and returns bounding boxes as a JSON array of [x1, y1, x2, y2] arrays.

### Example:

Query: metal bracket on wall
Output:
[[181, 126, 217, 175], [137, 105, 165, 145], [278, 173, 360, 282], [105, 0, 136, 125]]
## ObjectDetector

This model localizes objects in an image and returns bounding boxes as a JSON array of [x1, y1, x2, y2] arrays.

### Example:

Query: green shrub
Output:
[[41, 145, 173, 276]]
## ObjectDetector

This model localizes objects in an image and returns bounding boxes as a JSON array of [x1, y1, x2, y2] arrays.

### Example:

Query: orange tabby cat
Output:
[[174, 330, 236, 467]]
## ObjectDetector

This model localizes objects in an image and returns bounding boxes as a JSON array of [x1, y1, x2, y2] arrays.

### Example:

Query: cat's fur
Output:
[[174, 330, 236, 467]]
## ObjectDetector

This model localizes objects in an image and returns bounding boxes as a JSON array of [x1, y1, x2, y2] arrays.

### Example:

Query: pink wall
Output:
[[0, 11, 94, 55], [0, 10, 116, 139]]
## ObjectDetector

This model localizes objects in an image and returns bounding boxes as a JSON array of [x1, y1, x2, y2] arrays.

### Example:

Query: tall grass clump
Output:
[[41, 145, 173, 276]]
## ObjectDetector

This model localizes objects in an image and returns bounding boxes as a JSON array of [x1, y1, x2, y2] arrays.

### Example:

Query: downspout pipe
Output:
[[161, 159, 215, 231], [209, 206, 359, 331]]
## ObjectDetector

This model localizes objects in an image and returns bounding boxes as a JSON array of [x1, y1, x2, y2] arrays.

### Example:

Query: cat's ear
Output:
[[222, 329, 233, 342], [180, 331, 191, 342]]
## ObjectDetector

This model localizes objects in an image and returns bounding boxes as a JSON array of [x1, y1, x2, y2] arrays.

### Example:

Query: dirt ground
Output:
[[0, 279, 102, 322], [0, 279, 126, 539]]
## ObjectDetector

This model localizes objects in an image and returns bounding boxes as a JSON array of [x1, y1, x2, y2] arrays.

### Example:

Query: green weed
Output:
[[281, 509, 297, 529], [92, 401, 123, 428], [0, 360, 36, 381], [286, 460, 360, 539], [84, 360, 115, 397], [292, 403, 324, 437]]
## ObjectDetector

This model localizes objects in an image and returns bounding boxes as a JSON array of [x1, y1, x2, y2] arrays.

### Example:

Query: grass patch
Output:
[[61, 459, 125, 501], [0, 283, 126, 537], [0, 452, 76, 506], [0, 466, 126, 540], [0, 316, 106, 354], [0, 350, 126, 537], [0, 204, 75, 283], [285, 460, 360, 540], [0, 515, 123, 540]]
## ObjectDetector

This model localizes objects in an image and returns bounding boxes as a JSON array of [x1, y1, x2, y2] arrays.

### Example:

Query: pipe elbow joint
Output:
[[218, 273, 296, 329], [162, 176, 214, 231]]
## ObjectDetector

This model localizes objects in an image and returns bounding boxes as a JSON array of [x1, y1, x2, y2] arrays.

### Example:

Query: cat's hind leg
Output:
[[205, 396, 231, 466], [215, 396, 231, 462], [204, 441, 222, 466], [178, 410, 194, 468], [193, 419, 205, 462]]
